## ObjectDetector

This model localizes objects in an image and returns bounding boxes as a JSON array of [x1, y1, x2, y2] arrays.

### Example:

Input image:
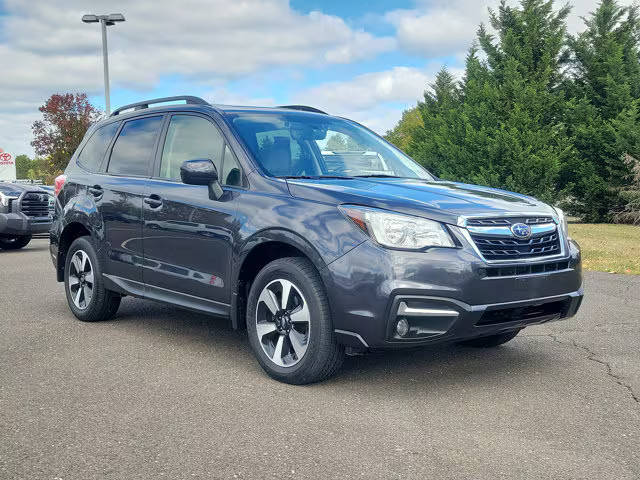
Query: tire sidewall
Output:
[[246, 258, 331, 380], [64, 236, 105, 321]]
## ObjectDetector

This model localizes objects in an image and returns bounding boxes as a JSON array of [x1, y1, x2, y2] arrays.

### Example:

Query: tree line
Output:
[[386, 0, 640, 223]]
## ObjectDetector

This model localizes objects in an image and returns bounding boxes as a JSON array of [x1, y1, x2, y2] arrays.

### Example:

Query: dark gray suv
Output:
[[50, 96, 583, 384]]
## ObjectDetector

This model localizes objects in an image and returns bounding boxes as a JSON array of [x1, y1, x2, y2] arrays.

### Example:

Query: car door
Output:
[[98, 114, 164, 288], [142, 113, 243, 312]]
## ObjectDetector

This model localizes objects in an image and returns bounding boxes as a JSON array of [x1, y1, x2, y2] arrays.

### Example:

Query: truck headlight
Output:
[[339, 205, 455, 250], [0, 194, 17, 207], [554, 207, 569, 238]]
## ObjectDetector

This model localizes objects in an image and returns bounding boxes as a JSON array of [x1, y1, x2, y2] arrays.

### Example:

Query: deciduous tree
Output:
[[31, 93, 101, 172]]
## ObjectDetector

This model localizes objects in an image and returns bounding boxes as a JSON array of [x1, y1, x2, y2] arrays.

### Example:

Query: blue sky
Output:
[[0, 0, 612, 156]]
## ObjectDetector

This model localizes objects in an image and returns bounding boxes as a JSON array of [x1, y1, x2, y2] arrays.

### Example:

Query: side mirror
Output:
[[180, 159, 223, 200]]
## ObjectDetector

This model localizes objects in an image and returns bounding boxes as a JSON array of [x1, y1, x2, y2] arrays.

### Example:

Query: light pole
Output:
[[82, 13, 125, 115]]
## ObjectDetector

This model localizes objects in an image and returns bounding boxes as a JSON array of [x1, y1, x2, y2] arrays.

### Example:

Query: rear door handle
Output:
[[88, 185, 103, 198], [144, 195, 163, 208]]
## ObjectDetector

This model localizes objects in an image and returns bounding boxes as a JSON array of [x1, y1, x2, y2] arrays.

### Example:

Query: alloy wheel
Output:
[[68, 250, 94, 310], [255, 278, 310, 367]]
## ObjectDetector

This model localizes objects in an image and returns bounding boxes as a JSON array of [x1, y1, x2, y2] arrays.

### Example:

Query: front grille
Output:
[[477, 299, 568, 326], [20, 192, 50, 218], [468, 216, 561, 261]]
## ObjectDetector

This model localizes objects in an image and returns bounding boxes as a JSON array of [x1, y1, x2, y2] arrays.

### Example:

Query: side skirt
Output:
[[102, 274, 231, 318]]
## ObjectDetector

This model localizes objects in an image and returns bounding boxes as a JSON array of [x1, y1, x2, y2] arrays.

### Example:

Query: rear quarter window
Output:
[[76, 122, 120, 172]]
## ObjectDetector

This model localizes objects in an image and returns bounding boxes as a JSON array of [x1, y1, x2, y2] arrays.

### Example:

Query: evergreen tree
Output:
[[563, 0, 640, 221], [407, 1, 574, 202], [385, 0, 640, 220]]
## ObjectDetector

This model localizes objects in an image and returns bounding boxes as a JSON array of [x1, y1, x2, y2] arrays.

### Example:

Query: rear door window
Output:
[[76, 122, 119, 172], [107, 116, 163, 176]]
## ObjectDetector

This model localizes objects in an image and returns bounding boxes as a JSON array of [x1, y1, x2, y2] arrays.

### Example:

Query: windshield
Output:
[[229, 112, 434, 180]]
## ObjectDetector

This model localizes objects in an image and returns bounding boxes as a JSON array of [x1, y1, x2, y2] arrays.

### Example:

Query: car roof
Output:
[[92, 99, 334, 133]]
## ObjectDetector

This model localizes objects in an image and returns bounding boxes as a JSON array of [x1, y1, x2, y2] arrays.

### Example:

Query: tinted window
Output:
[[107, 116, 163, 176], [222, 144, 243, 186], [76, 122, 119, 172], [160, 115, 224, 181]]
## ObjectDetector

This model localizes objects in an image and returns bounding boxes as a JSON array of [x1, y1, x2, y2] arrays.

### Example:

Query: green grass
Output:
[[569, 223, 640, 275]]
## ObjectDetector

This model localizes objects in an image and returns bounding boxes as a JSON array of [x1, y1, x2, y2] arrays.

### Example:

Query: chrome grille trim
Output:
[[456, 212, 567, 264], [467, 222, 556, 237]]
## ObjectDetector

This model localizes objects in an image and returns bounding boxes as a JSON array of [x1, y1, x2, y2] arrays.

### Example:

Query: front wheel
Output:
[[64, 236, 121, 322], [458, 329, 521, 348], [0, 234, 32, 250], [246, 257, 344, 385]]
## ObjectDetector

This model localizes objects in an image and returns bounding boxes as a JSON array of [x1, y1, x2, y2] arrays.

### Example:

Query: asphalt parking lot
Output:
[[1, 238, 639, 479]]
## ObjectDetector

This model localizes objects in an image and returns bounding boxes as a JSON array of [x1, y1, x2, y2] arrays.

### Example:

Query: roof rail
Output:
[[111, 96, 210, 116], [277, 105, 327, 114]]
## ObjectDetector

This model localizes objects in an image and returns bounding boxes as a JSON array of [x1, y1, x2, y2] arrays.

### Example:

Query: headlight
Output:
[[554, 206, 569, 238], [339, 205, 455, 250]]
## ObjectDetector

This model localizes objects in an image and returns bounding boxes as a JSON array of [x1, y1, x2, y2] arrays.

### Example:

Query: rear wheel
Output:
[[64, 236, 121, 322], [246, 257, 344, 385], [0, 234, 32, 250], [458, 330, 521, 348]]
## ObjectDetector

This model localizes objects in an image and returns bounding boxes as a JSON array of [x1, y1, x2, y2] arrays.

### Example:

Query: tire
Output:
[[246, 257, 344, 385], [0, 234, 32, 250], [64, 236, 121, 322], [458, 329, 521, 348]]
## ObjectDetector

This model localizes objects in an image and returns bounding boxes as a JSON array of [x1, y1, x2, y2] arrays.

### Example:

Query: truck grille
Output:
[[20, 192, 50, 218], [467, 216, 561, 261]]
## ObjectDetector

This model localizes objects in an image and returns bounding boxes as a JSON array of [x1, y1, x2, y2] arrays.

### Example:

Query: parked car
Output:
[[0, 182, 52, 250], [50, 96, 583, 384]]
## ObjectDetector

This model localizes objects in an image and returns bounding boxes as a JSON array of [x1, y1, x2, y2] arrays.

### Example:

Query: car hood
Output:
[[286, 177, 555, 225]]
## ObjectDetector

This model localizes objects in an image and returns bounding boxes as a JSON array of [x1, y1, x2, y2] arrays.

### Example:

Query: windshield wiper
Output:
[[353, 174, 401, 178], [280, 175, 354, 180]]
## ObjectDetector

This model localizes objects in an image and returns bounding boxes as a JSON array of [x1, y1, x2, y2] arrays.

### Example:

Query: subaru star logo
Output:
[[510, 223, 532, 239]]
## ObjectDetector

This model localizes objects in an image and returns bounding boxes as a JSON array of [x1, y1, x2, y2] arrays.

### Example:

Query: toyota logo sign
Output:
[[0, 148, 17, 181]]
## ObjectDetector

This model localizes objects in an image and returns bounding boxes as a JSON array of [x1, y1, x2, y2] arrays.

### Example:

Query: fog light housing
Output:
[[395, 317, 410, 337]]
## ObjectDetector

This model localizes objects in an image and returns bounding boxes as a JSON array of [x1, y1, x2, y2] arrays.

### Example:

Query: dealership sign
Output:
[[0, 148, 17, 181]]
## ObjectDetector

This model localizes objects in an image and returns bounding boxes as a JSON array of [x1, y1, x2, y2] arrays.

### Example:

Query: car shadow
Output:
[[1, 244, 50, 254], [108, 297, 548, 390]]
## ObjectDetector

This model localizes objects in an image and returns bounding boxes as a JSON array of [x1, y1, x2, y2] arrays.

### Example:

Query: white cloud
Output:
[[292, 65, 464, 134], [296, 66, 434, 112], [0, 0, 394, 156], [385, 0, 500, 57], [386, 0, 638, 59]]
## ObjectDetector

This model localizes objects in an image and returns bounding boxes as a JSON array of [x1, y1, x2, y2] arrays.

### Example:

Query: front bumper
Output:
[[0, 212, 51, 236], [325, 237, 583, 349]]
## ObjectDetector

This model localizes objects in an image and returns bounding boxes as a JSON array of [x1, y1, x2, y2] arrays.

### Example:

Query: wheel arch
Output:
[[56, 222, 93, 282], [231, 229, 329, 330]]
